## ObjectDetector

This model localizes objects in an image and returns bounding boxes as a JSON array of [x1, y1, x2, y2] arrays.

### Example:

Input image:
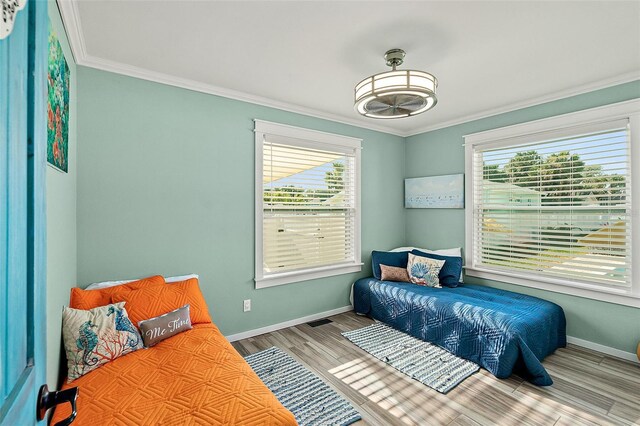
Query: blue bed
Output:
[[352, 278, 566, 386]]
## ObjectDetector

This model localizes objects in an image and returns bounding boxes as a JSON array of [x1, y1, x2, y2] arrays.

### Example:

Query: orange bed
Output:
[[52, 323, 297, 425]]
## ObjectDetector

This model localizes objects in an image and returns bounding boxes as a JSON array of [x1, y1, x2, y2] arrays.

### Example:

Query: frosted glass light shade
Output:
[[354, 70, 438, 119]]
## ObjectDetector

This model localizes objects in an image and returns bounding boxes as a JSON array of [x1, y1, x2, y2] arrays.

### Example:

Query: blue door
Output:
[[0, 0, 48, 424]]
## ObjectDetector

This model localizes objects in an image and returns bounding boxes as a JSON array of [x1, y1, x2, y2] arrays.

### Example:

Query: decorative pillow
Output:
[[62, 302, 143, 382], [371, 250, 410, 280], [392, 247, 463, 282], [380, 264, 411, 283], [70, 275, 166, 310], [110, 278, 212, 326], [138, 305, 192, 347], [406, 253, 445, 287], [411, 249, 463, 288]]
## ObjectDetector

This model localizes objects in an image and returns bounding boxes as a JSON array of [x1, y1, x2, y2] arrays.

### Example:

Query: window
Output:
[[465, 100, 640, 307], [254, 120, 362, 288]]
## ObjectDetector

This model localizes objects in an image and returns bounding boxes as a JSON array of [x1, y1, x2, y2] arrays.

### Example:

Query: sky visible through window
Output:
[[267, 131, 628, 191], [265, 158, 345, 189], [483, 130, 627, 174]]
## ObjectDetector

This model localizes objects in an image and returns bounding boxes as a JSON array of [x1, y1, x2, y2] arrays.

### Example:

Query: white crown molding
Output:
[[55, 1, 405, 137], [56, 0, 87, 63], [407, 71, 640, 137], [81, 54, 408, 137], [56, 0, 639, 140]]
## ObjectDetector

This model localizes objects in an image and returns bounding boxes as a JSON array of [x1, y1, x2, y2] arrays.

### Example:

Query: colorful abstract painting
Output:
[[47, 25, 70, 172]]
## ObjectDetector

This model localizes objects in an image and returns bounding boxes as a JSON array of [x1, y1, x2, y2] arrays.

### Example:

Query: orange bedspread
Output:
[[52, 324, 297, 425]]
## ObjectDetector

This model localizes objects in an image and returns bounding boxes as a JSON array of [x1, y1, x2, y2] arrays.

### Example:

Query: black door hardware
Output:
[[36, 384, 79, 426]]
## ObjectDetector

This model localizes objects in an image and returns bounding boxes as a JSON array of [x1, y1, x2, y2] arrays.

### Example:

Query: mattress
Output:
[[51, 323, 297, 426], [353, 278, 566, 386]]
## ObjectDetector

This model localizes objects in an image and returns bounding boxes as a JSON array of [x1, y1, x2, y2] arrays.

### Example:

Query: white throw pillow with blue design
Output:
[[62, 302, 143, 382], [407, 253, 445, 288]]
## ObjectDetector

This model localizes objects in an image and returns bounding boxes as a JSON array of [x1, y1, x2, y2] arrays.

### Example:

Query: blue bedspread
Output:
[[353, 278, 566, 386]]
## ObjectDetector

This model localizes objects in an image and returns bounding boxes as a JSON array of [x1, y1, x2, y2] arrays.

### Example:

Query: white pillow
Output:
[[85, 278, 136, 290], [391, 247, 463, 282], [391, 247, 461, 257], [85, 274, 199, 290], [165, 274, 199, 283]]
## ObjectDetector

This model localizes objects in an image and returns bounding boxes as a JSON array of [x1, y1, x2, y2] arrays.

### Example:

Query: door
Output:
[[0, 0, 48, 424]]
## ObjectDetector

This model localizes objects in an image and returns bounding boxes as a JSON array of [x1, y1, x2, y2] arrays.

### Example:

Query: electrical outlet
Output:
[[243, 299, 251, 312]]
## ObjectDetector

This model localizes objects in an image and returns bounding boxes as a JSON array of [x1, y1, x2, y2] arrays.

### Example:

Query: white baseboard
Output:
[[225, 305, 353, 342], [567, 336, 639, 363], [225, 308, 639, 364]]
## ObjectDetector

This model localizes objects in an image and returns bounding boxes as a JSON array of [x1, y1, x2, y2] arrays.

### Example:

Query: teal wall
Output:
[[75, 67, 406, 336], [46, 1, 77, 388], [65, 53, 638, 372], [405, 80, 640, 353]]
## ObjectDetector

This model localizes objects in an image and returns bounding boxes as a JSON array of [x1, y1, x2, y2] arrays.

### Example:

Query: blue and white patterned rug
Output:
[[342, 322, 479, 393], [245, 347, 361, 426]]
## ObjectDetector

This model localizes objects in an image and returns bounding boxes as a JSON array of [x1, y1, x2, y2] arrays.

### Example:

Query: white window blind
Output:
[[255, 121, 361, 288], [472, 120, 631, 288]]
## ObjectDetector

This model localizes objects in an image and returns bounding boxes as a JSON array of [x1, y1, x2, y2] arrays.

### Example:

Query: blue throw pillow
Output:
[[371, 251, 409, 280], [411, 249, 462, 287]]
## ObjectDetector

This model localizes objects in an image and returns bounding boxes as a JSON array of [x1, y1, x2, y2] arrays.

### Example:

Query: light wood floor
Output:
[[232, 311, 640, 426]]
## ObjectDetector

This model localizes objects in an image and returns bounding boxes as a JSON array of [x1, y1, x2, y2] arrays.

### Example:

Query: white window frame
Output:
[[464, 99, 640, 308], [254, 120, 362, 289]]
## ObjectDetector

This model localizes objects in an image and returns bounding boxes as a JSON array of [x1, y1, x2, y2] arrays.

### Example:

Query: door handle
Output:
[[36, 384, 79, 426]]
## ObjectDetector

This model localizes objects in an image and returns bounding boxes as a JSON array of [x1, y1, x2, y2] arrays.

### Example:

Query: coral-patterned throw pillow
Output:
[[69, 275, 166, 310], [62, 302, 143, 382], [111, 278, 212, 326], [407, 253, 445, 288]]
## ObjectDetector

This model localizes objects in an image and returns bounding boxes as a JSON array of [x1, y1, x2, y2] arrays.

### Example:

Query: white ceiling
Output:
[[59, 1, 640, 137]]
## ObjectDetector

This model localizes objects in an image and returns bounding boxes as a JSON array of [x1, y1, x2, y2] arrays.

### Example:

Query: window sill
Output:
[[255, 262, 363, 289], [464, 266, 640, 308]]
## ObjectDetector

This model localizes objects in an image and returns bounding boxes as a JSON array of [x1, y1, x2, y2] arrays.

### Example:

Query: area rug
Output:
[[245, 347, 361, 426], [342, 322, 479, 393]]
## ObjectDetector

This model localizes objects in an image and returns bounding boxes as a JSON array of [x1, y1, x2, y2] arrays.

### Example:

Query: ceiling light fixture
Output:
[[354, 49, 437, 119]]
